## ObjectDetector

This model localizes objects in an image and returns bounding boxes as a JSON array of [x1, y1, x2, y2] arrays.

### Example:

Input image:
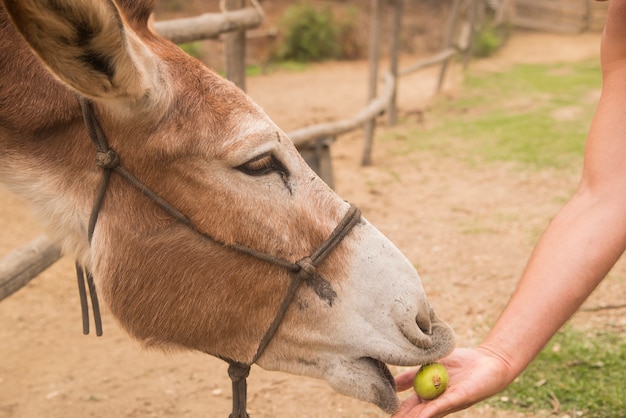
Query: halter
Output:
[[75, 97, 362, 418]]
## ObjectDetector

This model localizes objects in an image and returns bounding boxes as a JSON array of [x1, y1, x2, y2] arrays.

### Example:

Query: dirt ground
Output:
[[1, 28, 624, 418]]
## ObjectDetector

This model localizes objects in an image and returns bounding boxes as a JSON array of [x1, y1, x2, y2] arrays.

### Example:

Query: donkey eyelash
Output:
[[237, 153, 288, 177]]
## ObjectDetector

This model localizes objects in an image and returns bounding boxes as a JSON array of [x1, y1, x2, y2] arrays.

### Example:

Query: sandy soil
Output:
[[2, 29, 624, 418]]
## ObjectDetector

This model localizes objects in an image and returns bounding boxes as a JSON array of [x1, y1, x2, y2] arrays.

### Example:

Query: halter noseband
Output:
[[76, 97, 362, 418]]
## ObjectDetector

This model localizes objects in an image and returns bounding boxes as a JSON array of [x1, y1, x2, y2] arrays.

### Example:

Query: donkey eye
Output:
[[237, 153, 287, 177]]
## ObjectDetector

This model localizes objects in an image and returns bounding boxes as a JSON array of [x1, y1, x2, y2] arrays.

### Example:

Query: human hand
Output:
[[392, 348, 513, 418]]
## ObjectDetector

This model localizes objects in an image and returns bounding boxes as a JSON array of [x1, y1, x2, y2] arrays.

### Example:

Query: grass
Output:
[[487, 327, 626, 417], [253, 60, 310, 74], [384, 60, 602, 169], [215, 61, 309, 79]]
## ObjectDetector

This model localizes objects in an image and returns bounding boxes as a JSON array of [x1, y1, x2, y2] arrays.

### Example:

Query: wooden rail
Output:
[[510, 0, 608, 33], [154, 7, 263, 44], [289, 72, 396, 148], [400, 48, 458, 77], [0, 236, 61, 301]]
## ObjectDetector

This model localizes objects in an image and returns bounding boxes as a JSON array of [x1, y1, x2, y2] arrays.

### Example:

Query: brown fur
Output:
[[0, 0, 349, 363]]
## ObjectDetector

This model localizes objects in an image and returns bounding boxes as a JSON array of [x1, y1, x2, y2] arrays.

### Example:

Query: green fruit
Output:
[[413, 362, 449, 400]]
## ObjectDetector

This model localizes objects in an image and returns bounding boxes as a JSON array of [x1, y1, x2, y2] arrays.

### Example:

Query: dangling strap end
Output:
[[228, 362, 251, 418], [75, 263, 104, 337], [86, 270, 103, 337], [75, 263, 90, 335]]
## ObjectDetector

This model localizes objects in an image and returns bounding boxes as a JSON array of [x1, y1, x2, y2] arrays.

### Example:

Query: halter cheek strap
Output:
[[227, 205, 361, 418], [77, 97, 362, 418]]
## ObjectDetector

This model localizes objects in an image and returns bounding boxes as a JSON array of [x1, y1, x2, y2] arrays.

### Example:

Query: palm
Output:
[[393, 348, 511, 418]]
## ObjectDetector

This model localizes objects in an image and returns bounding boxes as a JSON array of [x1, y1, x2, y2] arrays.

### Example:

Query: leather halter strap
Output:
[[77, 97, 362, 417]]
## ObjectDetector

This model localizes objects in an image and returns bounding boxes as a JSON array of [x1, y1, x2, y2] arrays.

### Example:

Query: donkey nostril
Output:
[[416, 308, 433, 335], [397, 299, 436, 346]]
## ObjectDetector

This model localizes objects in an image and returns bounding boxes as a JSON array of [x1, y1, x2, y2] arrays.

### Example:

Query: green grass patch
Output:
[[254, 60, 309, 75], [244, 64, 266, 76], [385, 60, 602, 170], [217, 61, 309, 79], [487, 328, 626, 417]]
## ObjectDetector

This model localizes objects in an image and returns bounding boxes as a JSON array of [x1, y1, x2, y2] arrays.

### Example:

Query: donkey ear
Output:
[[2, 0, 162, 104]]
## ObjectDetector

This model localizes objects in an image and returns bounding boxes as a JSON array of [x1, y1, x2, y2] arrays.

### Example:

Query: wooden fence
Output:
[[506, 0, 608, 33], [1, 0, 475, 302], [153, 5, 263, 44]]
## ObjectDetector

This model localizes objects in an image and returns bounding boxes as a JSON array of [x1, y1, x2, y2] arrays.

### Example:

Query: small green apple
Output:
[[413, 362, 449, 400]]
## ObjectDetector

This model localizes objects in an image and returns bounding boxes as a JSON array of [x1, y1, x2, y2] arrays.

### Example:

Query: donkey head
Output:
[[0, 0, 454, 413]]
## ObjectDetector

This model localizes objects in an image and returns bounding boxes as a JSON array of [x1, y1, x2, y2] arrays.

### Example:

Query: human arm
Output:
[[393, 1, 626, 416]]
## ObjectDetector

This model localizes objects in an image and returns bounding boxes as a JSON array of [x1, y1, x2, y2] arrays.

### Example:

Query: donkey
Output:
[[0, 0, 454, 414]]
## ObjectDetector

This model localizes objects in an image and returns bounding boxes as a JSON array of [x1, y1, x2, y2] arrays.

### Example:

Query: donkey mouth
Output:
[[356, 357, 399, 413], [358, 318, 455, 413], [368, 357, 396, 392]]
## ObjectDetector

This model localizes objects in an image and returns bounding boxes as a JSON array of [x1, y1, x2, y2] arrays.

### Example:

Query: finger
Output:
[[395, 367, 419, 392], [415, 387, 475, 418], [392, 394, 421, 418]]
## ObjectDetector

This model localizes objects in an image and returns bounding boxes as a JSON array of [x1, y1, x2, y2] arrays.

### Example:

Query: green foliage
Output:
[[473, 23, 503, 58], [275, 3, 359, 62], [178, 42, 203, 60], [487, 328, 626, 417], [386, 60, 601, 169]]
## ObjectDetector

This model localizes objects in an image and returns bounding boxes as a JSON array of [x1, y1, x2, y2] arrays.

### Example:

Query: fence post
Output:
[[437, 0, 462, 93], [362, 0, 383, 166], [495, 0, 513, 26], [387, 0, 404, 127], [224, 0, 247, 91], [463, 0, 482, 69]]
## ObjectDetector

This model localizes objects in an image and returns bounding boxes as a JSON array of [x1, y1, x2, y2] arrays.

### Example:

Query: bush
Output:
[[473, 23, 504, 58], [275, 3, 344, 62]]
